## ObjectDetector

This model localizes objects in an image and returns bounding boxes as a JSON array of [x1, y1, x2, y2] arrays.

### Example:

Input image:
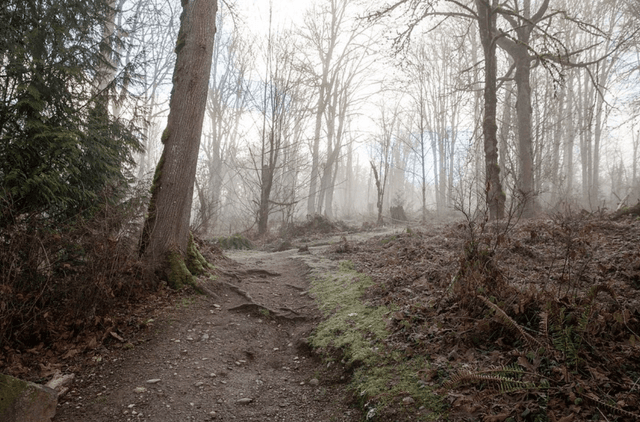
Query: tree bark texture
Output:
[[514, 51, 535, 216], [476, 0, 505, 220], [370, 162, 385, 225], [140, 0, 217, 272]]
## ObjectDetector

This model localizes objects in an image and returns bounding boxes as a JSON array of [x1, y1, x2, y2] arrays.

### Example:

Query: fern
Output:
[[478, 295, 544, 350], [539, 311, 550, 346], [585, 284, 615, 305], [445, 367, 540, 393], [579, 391, 640, 419], [551, 323, 580, 367], [576, 304, 592, 336]]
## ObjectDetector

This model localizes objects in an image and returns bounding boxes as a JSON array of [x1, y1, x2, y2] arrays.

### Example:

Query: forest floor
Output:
[[48, 228, 388, 422], [4, 211, 640, 422]]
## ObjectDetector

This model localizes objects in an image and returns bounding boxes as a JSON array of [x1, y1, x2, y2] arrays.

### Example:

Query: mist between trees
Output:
[[3, 0, 640, 239]]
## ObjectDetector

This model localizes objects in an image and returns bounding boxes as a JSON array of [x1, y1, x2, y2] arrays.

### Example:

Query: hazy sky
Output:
[[238, 0, 309, 34]]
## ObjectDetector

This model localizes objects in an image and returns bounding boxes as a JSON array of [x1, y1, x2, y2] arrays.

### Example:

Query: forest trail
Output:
[[50, 235, 391, 422]]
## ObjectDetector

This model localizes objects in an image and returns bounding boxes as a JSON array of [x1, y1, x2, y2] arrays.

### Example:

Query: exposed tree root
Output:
[[246, 269, 280, 277], [228, 302, 307, 321], [192, 278, 218, 298], [215, 279, 254, 302], [211, 267, 304, 320], [218, 269, 281, 280]]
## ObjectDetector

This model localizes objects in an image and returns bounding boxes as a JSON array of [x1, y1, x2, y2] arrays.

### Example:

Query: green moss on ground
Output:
[[310, 260, 388, 366], [309, 260, 447, 421], [353, 357, 448, 421], [216, 234, 253, 250]]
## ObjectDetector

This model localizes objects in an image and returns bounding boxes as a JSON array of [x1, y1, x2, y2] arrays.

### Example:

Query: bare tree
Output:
[[123, 0, 180, 180], [475, 0, 506, 219], [249, 28, 312, 236], [403, 29, 470, 218], [299, 0, 369, 217], [369, 0, 506, 219], [195, 7, 252, 236], [492, 0, 550, 216], [316, 44, 372, 218], [370, 99, 402, 225]]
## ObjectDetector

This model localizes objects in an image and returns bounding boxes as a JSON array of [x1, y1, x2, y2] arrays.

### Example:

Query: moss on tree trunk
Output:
[[164, 233, 212, 291], [187, 232, 212, 275]]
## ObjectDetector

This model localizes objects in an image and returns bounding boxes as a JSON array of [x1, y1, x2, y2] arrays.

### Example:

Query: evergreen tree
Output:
[[0, 0, 141, 226]]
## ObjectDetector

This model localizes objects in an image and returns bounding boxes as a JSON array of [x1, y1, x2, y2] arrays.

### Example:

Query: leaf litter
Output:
[[326, 212, 640, 421]]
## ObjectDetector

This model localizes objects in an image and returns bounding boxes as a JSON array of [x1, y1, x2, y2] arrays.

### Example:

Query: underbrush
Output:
[[0, 190, 154, 375], [322, 212, 640, 421], [215, 234, 253, 250], [283, 214, 354, 239]]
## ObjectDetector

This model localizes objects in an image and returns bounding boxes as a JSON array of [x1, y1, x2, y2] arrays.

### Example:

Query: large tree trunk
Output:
[[550, 86, 564, 204], [490, 0, 549, 216], [476, 0, 505, 220], [257, 164, 274, 236], [139, 0, 217, 286], [499, 79, 514, 188], [494, 0, 549, 217], [565, 75, 576, 196], [514, 51, 536, 216]]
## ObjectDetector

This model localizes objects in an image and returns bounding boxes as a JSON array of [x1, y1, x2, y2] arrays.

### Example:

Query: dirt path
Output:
[[52, 245, 365, 422]]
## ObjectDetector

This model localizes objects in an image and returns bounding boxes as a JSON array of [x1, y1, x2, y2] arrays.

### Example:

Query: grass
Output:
[[175, 297, 196, 309], [309, 260, 448, 421], [379, 235, 397, 245]]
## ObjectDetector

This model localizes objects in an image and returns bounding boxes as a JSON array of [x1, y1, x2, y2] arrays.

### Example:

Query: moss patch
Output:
[[353, 357, 447, 421], [309, 260, 447, 421], [216, 234, 253, 250], [310, 260, 388, 366], [187, 232, 213, 275], [166, 250, 194, 290], [0, 374, 27, 417]]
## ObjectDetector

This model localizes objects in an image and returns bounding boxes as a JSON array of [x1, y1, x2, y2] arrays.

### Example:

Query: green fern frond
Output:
[[576, 304, 592, 335], [551, 323, 580, 367], [445, 368, 539, 393]]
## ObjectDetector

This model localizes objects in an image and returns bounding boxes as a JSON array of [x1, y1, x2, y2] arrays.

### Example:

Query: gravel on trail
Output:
[[53, 246, 364, 422]]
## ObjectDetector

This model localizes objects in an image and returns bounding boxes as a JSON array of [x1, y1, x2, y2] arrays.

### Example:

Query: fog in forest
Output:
[[133, 0, 637, 236], [10, 0, 640, 236]]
